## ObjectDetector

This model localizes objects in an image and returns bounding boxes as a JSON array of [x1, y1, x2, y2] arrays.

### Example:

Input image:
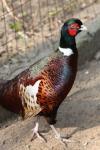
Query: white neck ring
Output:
[[59, 47, 74, 56]]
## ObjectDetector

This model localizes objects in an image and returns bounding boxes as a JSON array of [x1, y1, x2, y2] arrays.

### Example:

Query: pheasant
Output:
[[0, 18, 87, 143]]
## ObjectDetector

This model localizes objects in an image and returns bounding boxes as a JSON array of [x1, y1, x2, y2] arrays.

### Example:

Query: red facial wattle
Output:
[[68, 29, 77, 36], [68, 23, 80, 36]]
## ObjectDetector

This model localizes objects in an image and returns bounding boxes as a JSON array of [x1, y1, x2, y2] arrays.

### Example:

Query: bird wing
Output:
[[0, 50, 59, 117], [19, 80, 43, 119], [18, 51, 60, 118]]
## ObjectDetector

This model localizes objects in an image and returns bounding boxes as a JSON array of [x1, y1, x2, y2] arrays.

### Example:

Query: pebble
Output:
[[95, 51, 100, 60], [85, 70, 89, 74]]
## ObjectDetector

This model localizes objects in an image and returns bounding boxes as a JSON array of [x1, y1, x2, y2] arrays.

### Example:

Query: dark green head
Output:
[[61, 18, 87, 37], [60, 18, 87, 48]]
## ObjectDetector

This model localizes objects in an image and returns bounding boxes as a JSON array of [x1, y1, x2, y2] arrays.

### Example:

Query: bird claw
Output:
[[31, 122, 47, 143], [60, 137, 75, 143], [55, 134, 71, 143], [50, 125, 76, 146], [55, 135, 77, 147], [55, 133, 61, 139]]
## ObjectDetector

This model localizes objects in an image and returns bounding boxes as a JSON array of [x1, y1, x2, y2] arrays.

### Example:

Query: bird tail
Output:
[[0, 79, 23, 114]]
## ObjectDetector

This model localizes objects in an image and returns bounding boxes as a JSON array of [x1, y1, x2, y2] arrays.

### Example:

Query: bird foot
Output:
[[31, 122, 47, 142], [55, 134, 75, 143], [50, 125, 76, 146], [55, 132, 75, 146]]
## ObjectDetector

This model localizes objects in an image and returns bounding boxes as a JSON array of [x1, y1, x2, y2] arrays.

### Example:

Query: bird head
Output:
[[61, 18, 87, 37]]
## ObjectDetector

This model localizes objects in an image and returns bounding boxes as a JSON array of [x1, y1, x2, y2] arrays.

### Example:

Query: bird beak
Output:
[[79, 25, 87, 31]]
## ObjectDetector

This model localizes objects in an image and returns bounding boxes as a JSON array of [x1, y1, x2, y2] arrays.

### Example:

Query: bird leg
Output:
[[31, 122, 47, 142], [50, 125, 74, 145]]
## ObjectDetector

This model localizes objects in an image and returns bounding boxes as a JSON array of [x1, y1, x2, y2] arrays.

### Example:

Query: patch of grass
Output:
[[9, 21, 22, 32]]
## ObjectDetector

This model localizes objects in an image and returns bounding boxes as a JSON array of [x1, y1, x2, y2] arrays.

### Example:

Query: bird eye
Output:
[[70, 23, 79, 29]]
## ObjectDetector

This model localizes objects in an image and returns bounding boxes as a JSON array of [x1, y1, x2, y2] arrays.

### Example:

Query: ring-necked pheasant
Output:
[[0, 18, 87, 143]]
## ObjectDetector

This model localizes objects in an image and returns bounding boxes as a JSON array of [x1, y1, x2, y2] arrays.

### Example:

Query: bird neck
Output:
[[59, 33, 77, 53]]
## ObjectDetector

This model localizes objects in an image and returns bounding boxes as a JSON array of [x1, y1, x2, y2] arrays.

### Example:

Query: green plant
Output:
[[9, 21, 22, 32]]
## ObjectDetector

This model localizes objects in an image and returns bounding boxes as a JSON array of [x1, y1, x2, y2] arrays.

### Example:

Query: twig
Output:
[[2, 0, 29, 39], [2, 0, 19, 21]]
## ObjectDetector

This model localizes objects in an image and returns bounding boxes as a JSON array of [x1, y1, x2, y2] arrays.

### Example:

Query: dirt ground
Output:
[[0, 56, 100, 150]]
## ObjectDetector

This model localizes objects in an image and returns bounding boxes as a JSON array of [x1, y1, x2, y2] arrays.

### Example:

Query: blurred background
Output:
[[0, 0, 100, 79]]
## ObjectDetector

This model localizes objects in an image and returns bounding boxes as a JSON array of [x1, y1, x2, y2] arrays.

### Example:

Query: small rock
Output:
[[81, 3, 86, 9], [0, 32, 4, 38], [85, 71, 89, 74], [2, 140, 6, 145], [95, 51, 100, 60]]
